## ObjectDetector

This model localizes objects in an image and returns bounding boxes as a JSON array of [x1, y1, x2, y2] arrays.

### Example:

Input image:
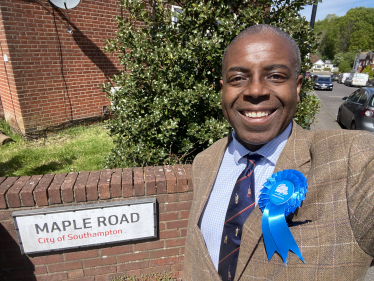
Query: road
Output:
[[310, 81, 360, 130], [309, 82, 374, 280]]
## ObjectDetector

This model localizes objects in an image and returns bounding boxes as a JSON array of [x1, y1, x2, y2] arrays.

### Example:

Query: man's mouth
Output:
[[241, 110, 274, 118]]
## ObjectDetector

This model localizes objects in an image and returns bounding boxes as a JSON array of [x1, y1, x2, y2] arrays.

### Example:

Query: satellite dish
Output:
[[49, 0, 81, 9]]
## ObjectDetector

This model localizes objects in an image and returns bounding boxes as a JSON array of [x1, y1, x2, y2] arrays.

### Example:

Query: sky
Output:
[[299, 0, 374, 22]]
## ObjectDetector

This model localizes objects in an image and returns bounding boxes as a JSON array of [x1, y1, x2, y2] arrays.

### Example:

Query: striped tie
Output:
[[218, 154, 261, 281]]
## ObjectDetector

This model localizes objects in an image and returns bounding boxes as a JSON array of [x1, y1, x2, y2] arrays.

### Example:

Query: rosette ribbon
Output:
[[258, 169, 307, 264]]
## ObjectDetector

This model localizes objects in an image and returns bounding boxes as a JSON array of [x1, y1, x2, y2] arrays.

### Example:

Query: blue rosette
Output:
[[258, 169, 307, 264]]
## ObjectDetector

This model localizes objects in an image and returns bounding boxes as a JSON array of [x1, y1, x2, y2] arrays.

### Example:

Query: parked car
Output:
[[337, 87, 374, 131], [314, 76, 333, 91], [332, 74, 339, 81], [338, 73, 350, 84], [344, 72, 369, 87]]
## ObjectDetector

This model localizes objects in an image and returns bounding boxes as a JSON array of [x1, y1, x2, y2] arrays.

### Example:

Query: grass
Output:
[[0, 120, 113, 177]]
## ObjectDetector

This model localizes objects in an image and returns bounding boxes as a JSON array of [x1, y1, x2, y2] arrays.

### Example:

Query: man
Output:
[[184, 24, 374, 280]]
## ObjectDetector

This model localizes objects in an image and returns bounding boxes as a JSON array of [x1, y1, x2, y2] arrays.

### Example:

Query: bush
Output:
[[104, 0, 320, 167], [362, 65, 374, 78]]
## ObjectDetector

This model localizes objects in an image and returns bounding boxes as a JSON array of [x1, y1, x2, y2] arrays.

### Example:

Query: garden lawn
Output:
[[0, 122, 113, 177]]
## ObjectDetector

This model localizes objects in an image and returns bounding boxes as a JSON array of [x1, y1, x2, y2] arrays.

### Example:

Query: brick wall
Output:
[[0, 0, 148, 133], [0, 164, 193, 280]]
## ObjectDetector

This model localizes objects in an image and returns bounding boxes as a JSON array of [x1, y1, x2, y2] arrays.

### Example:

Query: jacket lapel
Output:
[[235, 122, 313, 280]]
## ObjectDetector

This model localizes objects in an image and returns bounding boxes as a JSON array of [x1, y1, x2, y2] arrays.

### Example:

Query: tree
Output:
[[339, 61, 351, 73], [362, 65, 374, 78], [103, 0, 320, 168]]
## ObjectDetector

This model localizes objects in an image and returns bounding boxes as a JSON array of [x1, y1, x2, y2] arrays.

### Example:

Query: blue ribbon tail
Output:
[[268, 204, 305, 264], [262, 204, 278, 261]]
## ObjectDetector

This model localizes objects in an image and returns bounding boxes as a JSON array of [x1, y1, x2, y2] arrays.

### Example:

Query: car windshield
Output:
[[317, 77, 331, 82]]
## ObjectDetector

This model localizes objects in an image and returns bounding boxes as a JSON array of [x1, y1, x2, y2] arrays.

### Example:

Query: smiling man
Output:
[[184, 24, 374, 281]]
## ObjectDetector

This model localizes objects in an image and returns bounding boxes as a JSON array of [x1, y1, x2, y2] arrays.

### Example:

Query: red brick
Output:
[[100, 244, 133, 256], [0, 177, 18, 208], [134, 240, 164, 252], [144, 166, 156, 195], [110, 168, 122, 198], [0, 210, 13, 220], [149, 248, 179, 258], [48, 173, 67, 204], [48, 261, 82, 273], [98, 169, 112, 199], [6, 176, 30, 208], [74, 171, 90, 202], [165, 237, 186, 248], [65, 249, 98, 261], [133, 167, 144, 196], [34, 173, 54, 206], [61, 172, 78, 203], [86, 171, 100, 201], [83, 256, 116, 268], [118, 261, 149, 272], [122, 168, 133, 198], [154, 166, 166, 194], [36, 272, 68, 281], [172, 262, 184, 272], [180, 210, 190, 219], [84, 265, 116, 276], [183, 164, 193, 191], [117, 251, 148, 263], [173, 164, 188, 192], [160, 229, 179, 239], [165, 201, 192, 212], [159, 211, 178, 221], [167, 219, 188, 229], [141, 265, 172, 276], [30, 254, 63, 265], [20, 175, 42, 207], [181, 228, 187, 237], [163, 165, 176, 193], [68, 269, 84, 279], [1, 220, 14, 231], [0, 177, 6, 185], [149, 256, 178, 267]]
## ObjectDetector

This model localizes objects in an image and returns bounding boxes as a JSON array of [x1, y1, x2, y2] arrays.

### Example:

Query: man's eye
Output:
[[229, 76, 245, 83], [269, 74, 283, 80]]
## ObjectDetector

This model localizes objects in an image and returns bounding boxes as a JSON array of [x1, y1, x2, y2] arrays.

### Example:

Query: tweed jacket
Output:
[[184, 122, 374, 280]]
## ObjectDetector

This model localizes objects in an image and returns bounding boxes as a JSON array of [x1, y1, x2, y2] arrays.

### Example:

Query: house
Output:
[[310, 55, 325, 71], [355, 51, 374, 73], [324, 60, 334, 69], [0, 0, 149, 134]]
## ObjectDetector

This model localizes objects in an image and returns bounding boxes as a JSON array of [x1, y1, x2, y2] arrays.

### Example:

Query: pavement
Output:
[[309, 90, 341, 131], [307, 91, 374, 281]]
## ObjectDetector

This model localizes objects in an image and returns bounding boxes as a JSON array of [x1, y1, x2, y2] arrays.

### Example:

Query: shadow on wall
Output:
[[54, 9, 121, 82]]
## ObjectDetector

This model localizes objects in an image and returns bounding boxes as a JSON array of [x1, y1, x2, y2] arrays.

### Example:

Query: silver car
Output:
[[337, 87, 374, 131]]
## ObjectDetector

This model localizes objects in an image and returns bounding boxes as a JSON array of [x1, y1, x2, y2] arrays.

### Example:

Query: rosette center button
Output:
[[269, 180, 294, 205]]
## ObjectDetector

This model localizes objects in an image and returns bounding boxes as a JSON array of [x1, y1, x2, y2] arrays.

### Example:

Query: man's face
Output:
[[220, 33, 303, 151]]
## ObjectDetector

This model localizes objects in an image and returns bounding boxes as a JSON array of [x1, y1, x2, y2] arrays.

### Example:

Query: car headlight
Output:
[[315, 83, 320, 85]]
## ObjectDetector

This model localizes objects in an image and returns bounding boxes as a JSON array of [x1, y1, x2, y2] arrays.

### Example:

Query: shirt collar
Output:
[[232, 122, 293, 165]]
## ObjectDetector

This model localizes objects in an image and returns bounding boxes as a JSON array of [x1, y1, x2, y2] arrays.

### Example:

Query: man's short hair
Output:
[[222, 24, 301, 78]]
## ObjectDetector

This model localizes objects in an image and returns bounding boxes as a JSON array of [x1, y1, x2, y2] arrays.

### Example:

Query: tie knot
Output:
[[244, 153, 262, 162]]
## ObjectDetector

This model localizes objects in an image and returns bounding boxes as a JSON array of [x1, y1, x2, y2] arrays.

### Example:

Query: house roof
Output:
[[359, 52, 368, 60], [310, 55, 321, 64]]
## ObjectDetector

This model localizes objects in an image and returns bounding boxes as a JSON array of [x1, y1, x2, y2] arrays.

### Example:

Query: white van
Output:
[[345, 73, 369, 87], [338, 73, 350, 84]]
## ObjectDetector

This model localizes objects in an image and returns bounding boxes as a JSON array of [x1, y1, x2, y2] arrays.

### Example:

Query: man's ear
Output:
[[296, 75, 303, 102], [220, 79, 224, 90]]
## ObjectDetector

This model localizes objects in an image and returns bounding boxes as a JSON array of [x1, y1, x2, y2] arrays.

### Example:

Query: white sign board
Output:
[[12, 198, 157, 254]]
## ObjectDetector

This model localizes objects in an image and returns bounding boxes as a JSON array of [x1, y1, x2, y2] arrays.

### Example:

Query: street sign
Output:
[[12, 198, 157, 254]]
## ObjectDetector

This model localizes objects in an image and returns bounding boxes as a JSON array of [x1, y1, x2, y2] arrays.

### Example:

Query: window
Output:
[[171, 5, 182, 24], [348, 90, 360, 102]]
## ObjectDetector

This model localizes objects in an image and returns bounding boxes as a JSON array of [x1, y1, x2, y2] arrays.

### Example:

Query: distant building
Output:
[[355, 51, 374, 73], [310, 55, 325, 71]]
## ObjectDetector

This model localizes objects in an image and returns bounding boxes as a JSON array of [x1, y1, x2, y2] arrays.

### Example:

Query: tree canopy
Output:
[[103, 0, 320, 168], [314, 7, 374, 71]]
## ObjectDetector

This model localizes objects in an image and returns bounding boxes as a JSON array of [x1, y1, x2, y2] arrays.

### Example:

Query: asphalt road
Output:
[[310, 81, 361, 130], [310, 82, 374, 280]]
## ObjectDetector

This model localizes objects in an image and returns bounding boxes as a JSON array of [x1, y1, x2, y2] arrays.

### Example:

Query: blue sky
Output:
[[299, 0, 374, 22]]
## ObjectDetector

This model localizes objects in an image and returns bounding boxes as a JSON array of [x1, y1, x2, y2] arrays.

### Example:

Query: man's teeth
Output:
[[244, 111, 270, 117]]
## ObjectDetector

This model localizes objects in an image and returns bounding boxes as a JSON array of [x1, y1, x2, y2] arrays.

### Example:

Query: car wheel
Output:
[[350, 121, 356, 130]]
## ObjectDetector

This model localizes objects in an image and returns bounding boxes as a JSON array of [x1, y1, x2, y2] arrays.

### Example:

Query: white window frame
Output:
[[171, 5, 182, 24]]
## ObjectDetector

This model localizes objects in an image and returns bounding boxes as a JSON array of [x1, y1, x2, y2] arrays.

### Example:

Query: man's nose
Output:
[[243, 76, 267, 99]]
